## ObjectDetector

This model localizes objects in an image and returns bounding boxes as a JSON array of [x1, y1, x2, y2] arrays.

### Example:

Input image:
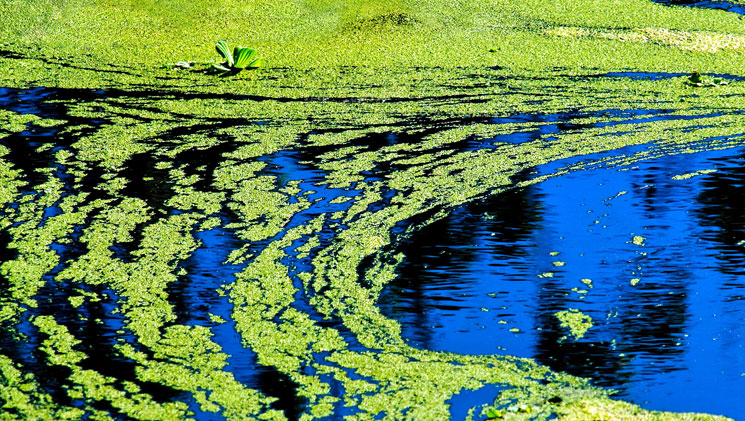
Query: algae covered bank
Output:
[[1, 0, 745, 419]]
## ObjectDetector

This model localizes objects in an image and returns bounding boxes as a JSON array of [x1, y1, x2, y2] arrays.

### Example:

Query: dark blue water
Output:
[[380, 147, 745, 418], [653, 0, 745, 14]]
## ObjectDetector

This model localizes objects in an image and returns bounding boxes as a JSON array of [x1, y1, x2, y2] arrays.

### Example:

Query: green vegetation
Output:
[[480, 384, 727, 421], [212, 40, 262, 74], [686, 71, 729, 87], [0, 0, 742, 419], [673, 168, 718, 180], [555, 309, 594, 341]]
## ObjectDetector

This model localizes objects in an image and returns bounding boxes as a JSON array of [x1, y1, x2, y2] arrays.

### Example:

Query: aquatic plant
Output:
[[484, 403, 531, 419], [212, 40, 263, 74], [686, 71, 728, 87], [555, 309, 593, 340]]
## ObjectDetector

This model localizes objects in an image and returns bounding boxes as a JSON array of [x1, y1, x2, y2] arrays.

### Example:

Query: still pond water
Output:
[[381, 146, 745, 418]]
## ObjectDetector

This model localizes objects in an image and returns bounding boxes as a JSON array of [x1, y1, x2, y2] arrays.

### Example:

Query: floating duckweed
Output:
[[209, 313, 227, 324], [67, 296, 85, 308], [538, 272, 555, 278], [555, 309, 594, 340], [546, 25, 745, 54], [672, 168, 718, 180]]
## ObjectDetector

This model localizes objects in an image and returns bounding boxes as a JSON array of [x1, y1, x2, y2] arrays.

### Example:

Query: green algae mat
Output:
[[1, 0, 744, 419]]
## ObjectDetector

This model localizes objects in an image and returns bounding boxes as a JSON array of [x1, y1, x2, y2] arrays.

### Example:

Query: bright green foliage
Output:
[[215, 39, 234, 68], [686, 71, 729, 87], [233, 47, 261, 69], [213, 40, 262, 74], [555, 309, 594, 340], [1, 0, 745, 70]]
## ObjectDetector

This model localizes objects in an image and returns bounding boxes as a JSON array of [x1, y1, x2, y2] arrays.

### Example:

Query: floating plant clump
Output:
[[686, 71, 729, 87], [212, 40, 263, 74], [165, 41, 263, 74]]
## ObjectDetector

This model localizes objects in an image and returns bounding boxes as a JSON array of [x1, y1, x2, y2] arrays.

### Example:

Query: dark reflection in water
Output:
[[696, 155, 745, 276], [380, 147, 745, 418], [379, 172, 543, 354]]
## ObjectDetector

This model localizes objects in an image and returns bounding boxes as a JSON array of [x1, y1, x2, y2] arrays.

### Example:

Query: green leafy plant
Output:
[[686, 71, 728, 87], [484, 407, 504, 419], [212, 40, 263, 74], [483, 403, 532, 419]]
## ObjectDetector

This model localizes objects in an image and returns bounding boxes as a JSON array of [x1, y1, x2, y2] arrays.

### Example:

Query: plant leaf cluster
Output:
[[212, 40, 263, 74], [686, 71, 729, 87]]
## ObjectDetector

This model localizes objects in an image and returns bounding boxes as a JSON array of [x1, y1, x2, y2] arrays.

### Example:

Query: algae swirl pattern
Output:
[[1, 64, 740, 420]]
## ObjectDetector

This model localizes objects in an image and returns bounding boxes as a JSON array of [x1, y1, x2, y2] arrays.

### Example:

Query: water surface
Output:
[[380, 147, 745, 418]]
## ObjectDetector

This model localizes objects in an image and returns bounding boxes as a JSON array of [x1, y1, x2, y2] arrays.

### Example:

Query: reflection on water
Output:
[[380, 147, 745, 418]]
